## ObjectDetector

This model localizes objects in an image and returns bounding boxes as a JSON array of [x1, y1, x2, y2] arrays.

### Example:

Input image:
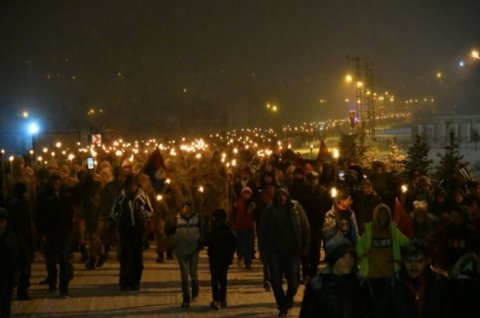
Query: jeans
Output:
[[119, 232, 144, 289], [45, 237, 73, 293], [235, 229, 254, 266], [177, 250, 199, 301], [209, 257, 230, 302], [268, 253, 301, 312], [302, 235, 321, 278]]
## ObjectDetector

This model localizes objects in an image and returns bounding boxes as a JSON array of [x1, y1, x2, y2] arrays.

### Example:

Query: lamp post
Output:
[[27, 121, 40, 153]]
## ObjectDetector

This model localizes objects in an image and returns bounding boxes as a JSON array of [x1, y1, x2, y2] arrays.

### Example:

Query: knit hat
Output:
[[325, 236, 356, 266], [0, 207, 8, 220], [241, 187, 253, 195]]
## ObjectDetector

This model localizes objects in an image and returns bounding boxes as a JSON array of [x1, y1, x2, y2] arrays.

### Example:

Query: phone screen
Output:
[[87, 157, 95, 170]]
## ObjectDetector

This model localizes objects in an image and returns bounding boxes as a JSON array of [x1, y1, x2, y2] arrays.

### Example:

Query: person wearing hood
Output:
[[170, 199, 206, 308], [111, 175, 153, 292], [258, 187, 310, 317], [300, 236, 374, 318], [356, 203, 409, 298]]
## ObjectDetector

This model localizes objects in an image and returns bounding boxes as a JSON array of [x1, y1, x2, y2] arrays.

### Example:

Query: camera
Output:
[[87, 157, 95, 170]]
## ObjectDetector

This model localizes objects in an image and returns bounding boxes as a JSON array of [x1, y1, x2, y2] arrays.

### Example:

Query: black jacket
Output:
[[36, 185, 74, 241], [376, 269, 452, 318], [300, 270, 374, 318], [205, 222, 237, 263]]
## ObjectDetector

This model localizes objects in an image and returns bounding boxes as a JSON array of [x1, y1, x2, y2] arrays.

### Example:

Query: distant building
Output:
[[413, 115, 480, 144]]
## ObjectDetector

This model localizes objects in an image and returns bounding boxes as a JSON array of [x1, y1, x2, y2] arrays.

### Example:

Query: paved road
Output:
[[12, 247, 305, 317]]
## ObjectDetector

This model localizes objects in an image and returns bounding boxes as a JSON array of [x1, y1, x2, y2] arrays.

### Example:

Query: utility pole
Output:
[[346, 55, 376, 139], [364, 62, 376, 139]]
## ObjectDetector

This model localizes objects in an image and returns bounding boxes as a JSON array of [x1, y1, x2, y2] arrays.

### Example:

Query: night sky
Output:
[[1, 0, 479, 134]]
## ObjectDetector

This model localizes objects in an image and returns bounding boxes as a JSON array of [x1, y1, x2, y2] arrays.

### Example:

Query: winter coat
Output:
[[111, 187, 153, 227], [0, 228, 21, 289], [323, 206, 360, 245], [36, 185, 74, 242], [111, 187, 153, 239], [356, 204, 410, 277], [300, 269, 374, 318], [174, 210, 205, 256], [205, 222, 237, 263], [376, 269, 452, 318], [258, 191, 311, 257]]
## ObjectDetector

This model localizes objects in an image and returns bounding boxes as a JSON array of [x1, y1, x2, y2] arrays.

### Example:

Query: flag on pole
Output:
[[316, 138, 329, 162], [142, 148, 166, 192]]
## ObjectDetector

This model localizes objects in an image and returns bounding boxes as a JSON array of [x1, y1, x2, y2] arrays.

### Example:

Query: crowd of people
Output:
[[1, 143, 480, 318]]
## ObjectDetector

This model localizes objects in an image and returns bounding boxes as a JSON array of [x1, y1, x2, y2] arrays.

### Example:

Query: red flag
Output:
[[316, 139, 329, 162], [393, 197, 414, 238]]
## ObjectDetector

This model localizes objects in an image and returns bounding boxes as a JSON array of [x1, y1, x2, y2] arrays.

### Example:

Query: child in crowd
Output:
[[205, 208, 237, 310]]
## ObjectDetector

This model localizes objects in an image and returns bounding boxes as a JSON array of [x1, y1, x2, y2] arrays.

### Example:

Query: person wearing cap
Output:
[[376, 239, 452, 318], [0, 207, 23, 318], [232, 166, 258, 203], [300, 236, 374, 317], [258, 187, 310, 317], [426, 205, 480, 273], [170, 199, 206, 308], [111, 175, 153, 292], [205, 208, 237, 310]]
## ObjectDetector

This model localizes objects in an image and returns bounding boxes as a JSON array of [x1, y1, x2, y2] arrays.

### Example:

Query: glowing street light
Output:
[[345, 74, 353, 83], [472, 50, 480, 60], [27, 122, 40, 135]]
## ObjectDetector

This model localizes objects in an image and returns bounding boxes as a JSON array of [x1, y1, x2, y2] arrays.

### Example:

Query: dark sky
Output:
[[1, 0, 479, 133]]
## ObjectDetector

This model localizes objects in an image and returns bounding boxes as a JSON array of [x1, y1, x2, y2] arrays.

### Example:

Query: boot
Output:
[[166, 249, 174, 260], [79, 245, 88, 263], [156, 252, 164, 263], [191, 284, 199, 300], [85, 258, 96, 270], [96, 253, 108, 267]]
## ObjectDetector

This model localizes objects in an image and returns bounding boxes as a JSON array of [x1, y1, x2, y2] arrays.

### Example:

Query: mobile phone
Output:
[[87, 157, 95, 170]]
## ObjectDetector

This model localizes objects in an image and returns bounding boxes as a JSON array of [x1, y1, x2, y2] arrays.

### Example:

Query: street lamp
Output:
[[472, 50, 479, 60], [26, 121, 40, 152]]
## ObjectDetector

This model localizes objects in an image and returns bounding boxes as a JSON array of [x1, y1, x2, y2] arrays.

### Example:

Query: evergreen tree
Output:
[[388, 138, 405, 172], [338, 129, 368, 166], [435, 130, 467, 183], [338, 133, 357, 166], [403, 134, 432, 178]]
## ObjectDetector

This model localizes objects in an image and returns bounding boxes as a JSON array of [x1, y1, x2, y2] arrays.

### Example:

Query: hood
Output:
[[372, 203, 392, 227]]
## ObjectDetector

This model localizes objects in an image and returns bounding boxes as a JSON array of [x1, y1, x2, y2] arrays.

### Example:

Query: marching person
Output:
[[169, 200, 206, 308], [111, 176, 153, 291], [205, 208, 237, 310], [300, 236, 374, 318], [259, 187, 310, 317]]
